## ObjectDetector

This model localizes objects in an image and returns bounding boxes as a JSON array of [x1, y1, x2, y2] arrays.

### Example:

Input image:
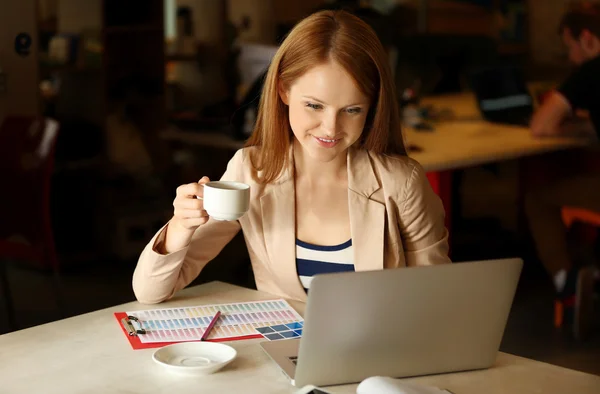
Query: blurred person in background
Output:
[[527, 1, 600, 340]]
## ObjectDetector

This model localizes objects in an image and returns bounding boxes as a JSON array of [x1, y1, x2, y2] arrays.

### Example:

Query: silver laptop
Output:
[[261, 258, 523, 387]]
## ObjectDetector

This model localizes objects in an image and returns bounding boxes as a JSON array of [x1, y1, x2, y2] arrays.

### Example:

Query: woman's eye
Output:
[[346, 107, 362, 114], [305, 102, 323, 110]]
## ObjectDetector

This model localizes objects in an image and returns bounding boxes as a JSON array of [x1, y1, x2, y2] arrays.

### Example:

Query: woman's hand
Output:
[[161, 176, 211, 253]]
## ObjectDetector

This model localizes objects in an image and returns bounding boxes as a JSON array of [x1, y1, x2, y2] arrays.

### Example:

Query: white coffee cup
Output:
[[201, 181, 250, 221]]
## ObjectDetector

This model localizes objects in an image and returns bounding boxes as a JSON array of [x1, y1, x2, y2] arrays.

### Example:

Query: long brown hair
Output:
[[245, 10, 406, 184]]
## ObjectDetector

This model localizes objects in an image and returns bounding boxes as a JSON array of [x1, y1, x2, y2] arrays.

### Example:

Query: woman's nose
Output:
[[321, 113, 338, 136]]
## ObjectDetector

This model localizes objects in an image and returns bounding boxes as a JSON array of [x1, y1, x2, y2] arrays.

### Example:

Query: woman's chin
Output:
[[306, 146, 346, 162]]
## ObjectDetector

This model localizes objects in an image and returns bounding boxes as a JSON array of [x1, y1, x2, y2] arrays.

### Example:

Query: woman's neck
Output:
[[293, 141, 348, 184]]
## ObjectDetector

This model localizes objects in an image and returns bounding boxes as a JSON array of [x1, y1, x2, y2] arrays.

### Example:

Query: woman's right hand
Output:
[[172, 176, 211, 230], [161, 176, 211, 253]]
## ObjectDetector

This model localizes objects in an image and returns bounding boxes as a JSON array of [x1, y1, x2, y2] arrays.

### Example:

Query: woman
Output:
[[133, 10, 450, 304]]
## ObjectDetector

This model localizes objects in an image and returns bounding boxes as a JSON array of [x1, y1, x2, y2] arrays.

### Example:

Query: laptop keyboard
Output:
[[288, 356, 298, 365]]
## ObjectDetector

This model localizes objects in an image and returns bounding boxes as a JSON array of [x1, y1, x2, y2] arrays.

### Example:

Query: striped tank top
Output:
[[295, 239, 354, 292]]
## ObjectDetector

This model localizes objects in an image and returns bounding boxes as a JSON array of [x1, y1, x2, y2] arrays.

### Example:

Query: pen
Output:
[[201, 311, 222, 341]]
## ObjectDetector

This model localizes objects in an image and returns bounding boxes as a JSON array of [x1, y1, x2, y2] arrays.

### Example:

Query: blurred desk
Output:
[[406, 92, 593, 238], [409, 93, 592, 172]]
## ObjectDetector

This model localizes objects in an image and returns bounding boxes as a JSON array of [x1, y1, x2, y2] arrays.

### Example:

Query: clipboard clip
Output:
[[121, 315, 147, 336]]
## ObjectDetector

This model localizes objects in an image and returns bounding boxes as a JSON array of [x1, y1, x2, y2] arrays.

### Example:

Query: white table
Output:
[[2, 282, 599, 394]]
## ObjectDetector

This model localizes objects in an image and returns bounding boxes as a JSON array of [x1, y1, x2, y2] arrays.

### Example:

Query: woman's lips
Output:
[[313, 135, 342, 148]]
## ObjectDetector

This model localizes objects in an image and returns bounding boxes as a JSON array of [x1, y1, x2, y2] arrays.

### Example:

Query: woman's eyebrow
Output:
[[302, 95, 365, 107]]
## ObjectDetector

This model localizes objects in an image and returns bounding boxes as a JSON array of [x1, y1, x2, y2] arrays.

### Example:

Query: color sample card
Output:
[[126, 299, 303, 343], [255, 321, 304, 341]]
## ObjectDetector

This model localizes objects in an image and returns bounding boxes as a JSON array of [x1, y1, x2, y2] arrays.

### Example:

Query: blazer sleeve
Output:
[[132, 150, 245, 304], [399, 163, 451, 266]]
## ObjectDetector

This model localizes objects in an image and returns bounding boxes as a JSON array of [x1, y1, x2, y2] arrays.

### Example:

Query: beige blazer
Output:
[[133, 147, 450, 303]]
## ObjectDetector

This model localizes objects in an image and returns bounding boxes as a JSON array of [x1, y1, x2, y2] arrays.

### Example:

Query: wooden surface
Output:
[[1, 281, 599, 394], [161, 92, 592, 173], [405, 93, 592, 172]]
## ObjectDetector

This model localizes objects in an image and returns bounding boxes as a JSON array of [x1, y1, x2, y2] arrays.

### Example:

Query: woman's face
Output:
[[280, 60, 371, 163]]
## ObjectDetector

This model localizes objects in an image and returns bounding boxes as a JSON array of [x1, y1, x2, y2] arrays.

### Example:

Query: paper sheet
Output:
[[125, 299, 303, 343]]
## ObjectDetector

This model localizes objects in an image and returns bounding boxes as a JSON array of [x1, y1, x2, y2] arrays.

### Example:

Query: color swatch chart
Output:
[[256, 321, 304, 341], [126, 299, 303, 343]]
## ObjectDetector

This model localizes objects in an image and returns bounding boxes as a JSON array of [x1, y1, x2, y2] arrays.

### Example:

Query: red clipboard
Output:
[[114, 312, 263, 350]]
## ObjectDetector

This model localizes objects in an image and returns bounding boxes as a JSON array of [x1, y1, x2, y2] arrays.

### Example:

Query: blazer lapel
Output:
[[259, 148, 385, 299], [260, 159, 307, 301], [348, 149, 385, 272]]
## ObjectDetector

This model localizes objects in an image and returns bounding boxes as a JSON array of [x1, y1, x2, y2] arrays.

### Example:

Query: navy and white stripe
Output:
[[296, 239, 354, 291]]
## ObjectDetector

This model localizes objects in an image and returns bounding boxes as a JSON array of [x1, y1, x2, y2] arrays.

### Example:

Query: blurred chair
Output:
[[561, 205, 600, 262], [562, 208, 600, 231], [557, 207, 600, 329], [556, 154, 600, 329], [561, 153, 600, 247], [426, 172, 452, 229], [0, 116, 62, 331]]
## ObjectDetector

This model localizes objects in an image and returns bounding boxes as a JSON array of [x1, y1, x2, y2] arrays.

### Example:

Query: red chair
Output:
[[562, 208, 600, 230], [560, 153, 600, 247], [0, 116, 62, 330], [426, 171, 452, 230], [555, 154, 600, 329], [427, 171, 453, 255]]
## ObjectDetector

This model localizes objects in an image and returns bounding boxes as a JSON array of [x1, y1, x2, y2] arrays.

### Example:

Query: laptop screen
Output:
[[471, 67, 533, 112]]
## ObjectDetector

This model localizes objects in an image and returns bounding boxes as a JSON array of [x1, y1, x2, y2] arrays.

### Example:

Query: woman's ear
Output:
[[278, 81, 290, 105]]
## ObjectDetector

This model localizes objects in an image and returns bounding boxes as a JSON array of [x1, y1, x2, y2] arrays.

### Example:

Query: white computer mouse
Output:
[[356, 376, 452, 394]]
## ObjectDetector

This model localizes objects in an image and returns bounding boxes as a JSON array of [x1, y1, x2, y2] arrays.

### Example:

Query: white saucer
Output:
[[152, 342, 237, 375]]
